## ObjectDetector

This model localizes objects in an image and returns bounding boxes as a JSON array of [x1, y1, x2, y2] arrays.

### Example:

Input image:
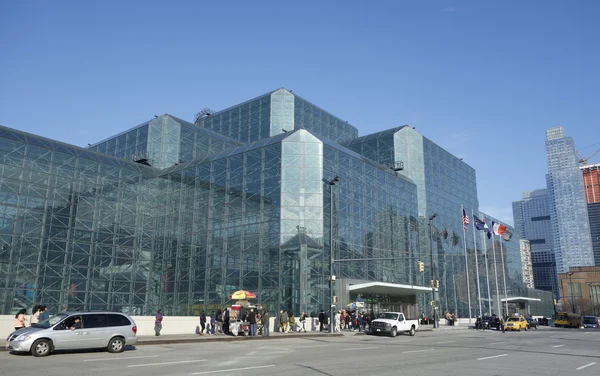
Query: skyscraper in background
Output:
[[545, 127, 594, 273], [513, 189, 558, 295], [581, 163, 600, 265]]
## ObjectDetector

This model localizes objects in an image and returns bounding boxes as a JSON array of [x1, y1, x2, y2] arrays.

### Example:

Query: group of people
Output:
[[13, 305, 51, 331], [194, 307, 271, 337], [444, 311, 458, 326]]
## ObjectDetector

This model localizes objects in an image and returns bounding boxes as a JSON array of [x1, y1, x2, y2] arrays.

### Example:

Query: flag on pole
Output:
[[481, 214, 492, 239], [462, 208, 470, 230], [492, 221, 506, 236], [473, 215, 487, 231], [501, 230, 513, 241]]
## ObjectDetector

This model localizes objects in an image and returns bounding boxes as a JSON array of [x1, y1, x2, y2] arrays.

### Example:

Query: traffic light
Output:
[[417, 261, 424, 272], [430, 279, 435, 288], [436, 280, 440, 288]]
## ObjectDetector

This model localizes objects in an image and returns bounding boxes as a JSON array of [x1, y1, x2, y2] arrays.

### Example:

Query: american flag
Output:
[[462, 208, 470, 230]]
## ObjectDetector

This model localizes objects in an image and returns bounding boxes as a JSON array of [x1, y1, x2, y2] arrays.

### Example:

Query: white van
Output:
[[6, 311, 137, 357]]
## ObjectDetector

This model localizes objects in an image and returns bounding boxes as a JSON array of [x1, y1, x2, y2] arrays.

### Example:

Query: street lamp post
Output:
[[567, 271, 575, 314], [428, 213, 438, 329], [324, 176, 340, 334], [587, 283, 594, 315]]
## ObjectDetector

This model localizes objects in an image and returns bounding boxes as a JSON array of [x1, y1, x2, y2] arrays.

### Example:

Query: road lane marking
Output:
[[192, 365, 275, 374], [84, 355, 159, 362], [295, 345, 331, 349], [436, 341, 456, 344], [553, 345, 564, 348], [477, 354, 508, 361], [402, 349, 434, 354], [343, 346, 378, 351], [576, 362, 596, 370], [488, 342, 506, 346], [128, 360, 206, 368]]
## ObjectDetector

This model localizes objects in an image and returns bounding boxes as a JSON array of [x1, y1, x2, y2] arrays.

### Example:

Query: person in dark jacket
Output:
[[199, 311, 207, 335], [223, 309, 230, 335], [248, 309, 257, 336], [318, 309, 326, 331], [262, 310, 270, 336]]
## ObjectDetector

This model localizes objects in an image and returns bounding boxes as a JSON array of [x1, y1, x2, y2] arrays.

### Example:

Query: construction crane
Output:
[[576, 148, 600, 166]]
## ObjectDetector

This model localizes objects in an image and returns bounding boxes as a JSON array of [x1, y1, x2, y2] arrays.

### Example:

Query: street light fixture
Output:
[[428, 212, 438, 329], [324, 176, 340, 334], [566, 271, 575, 314]]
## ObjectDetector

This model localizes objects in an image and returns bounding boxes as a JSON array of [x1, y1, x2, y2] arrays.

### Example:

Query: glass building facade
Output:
[[343, 127, 552, 317], [545, 127, 594, 273], [512, 189, 558, 296], [0, 89, 553, 317]]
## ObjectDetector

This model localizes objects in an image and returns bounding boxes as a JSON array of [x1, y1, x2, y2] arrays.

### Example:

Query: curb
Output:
[[1, 333, 344, 352]]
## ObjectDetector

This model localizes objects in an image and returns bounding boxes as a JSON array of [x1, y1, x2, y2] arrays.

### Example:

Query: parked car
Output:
[[476, 316, 494, 330], [582, 316, 599, 329], [526, 318, 538, 329], [370, 312, 419, 337], [6, 311, 137, 357], [504, 316, 528, 331]]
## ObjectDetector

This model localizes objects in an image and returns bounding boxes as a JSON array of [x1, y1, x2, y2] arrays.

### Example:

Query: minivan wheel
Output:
[[108, 337, 125, 353], [31, 339, 51, 357]]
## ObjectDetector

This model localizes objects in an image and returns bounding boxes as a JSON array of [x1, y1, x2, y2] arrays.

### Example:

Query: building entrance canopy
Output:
[[349, 282, 431, 297], [501, 297, 542, 304]]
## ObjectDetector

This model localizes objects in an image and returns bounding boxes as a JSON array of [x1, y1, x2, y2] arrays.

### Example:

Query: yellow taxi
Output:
[[504, 316, 528, 331]]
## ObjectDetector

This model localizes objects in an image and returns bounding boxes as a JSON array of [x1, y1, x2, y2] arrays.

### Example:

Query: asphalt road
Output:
[[2, 327, 599, 376]]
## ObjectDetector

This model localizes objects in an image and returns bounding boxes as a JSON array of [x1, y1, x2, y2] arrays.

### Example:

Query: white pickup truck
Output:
[[369, 312, 419, 337]]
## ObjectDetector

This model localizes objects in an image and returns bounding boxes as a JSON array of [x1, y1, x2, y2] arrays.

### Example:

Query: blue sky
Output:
[[1, 0, 599, 225]]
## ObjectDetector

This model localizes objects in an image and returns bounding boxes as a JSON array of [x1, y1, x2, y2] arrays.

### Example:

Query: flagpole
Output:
[[471, 209, 483, 319], [499, 237, 509, 315], [480, 215, 492, 315], [461, 205, 472, 325], [491, 232, 502, 316]]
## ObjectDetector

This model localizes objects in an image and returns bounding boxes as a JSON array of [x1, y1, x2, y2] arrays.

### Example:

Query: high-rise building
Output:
[[520, 240, 534, 289], [0, 89, 554, 317], [512, 189, 558, 295], [581, 163, 600, 266], [545, 127, 594, 273]]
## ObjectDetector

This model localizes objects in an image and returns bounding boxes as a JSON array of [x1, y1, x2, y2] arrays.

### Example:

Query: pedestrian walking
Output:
[[280, 310, 289, 333], [199, 311, 206, 335], [262, 310, 270, 336], [14, 309, 26, 331], [248, 309, 257, 336], [215, 309, 223, 334], [318, 309, 325, 331], [210, 311, 216, 335], [299, 312, 307, 333], [500, 315, 505, 333], [155, 309, 163, 336], [38, 306, 50, 328], [288, 311, 295, 333], [29, 305, 40, 326], [223, 308, 230, 335]]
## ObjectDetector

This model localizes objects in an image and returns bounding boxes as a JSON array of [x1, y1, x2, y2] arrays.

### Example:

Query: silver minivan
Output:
[[6, 311, 137, 357]]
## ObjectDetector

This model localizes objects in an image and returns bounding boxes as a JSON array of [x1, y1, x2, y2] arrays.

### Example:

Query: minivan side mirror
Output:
[[54, 322, 68, 330]]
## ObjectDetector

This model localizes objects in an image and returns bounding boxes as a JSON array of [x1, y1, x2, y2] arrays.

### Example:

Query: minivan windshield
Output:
[[31, 313, 68, 328]]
